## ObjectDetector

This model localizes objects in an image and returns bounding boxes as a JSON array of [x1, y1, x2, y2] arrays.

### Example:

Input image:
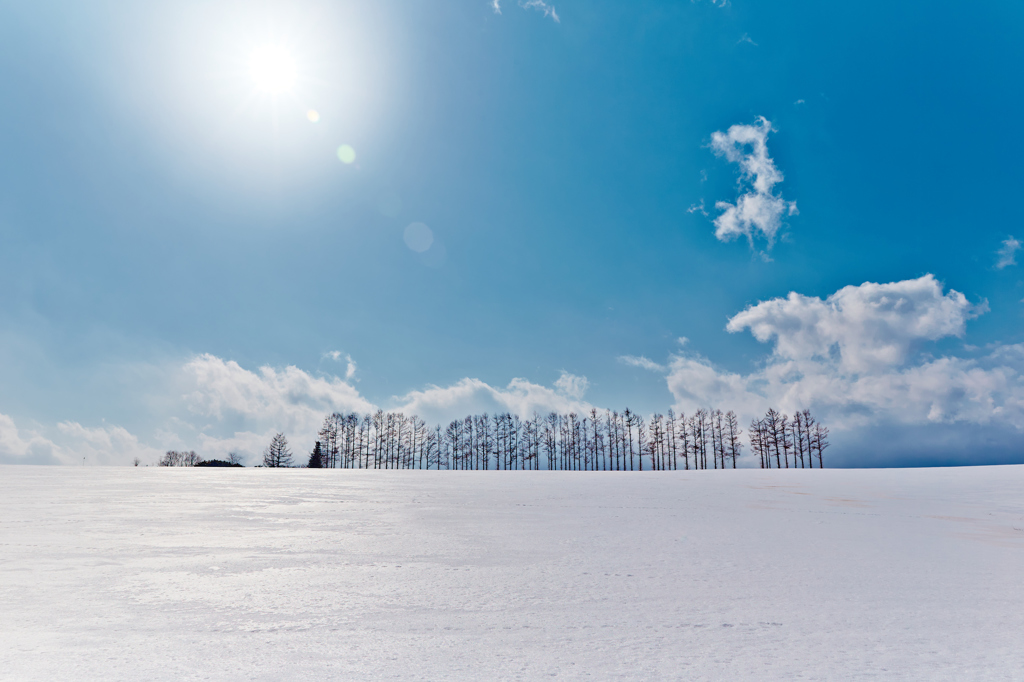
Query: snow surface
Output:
[[1, 465, 1023, 681]]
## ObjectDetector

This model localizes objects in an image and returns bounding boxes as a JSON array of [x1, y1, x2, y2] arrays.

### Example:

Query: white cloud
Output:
[[0, 413, 161, 466], [687, 199, 708, 216], [172, 357, 593, 460], [658, 276, 1018, 442], [178, 354, 376, 463], [55, 422, 164, 466], [324, 351, 358, 381], [737, 33, 757, 46], [726, 274, 981, 374], [5, 353, 602, 466], [520, 0, 559, 22], [619, 355, 667, 372], [492, 0, 559, 22], [996, 236, 1021, 269], [0, 414, 63, 465], [709, 117, 797, 249], [183, 354, 373, 424], [554, 371, 589, 400], [395, 375, 590, 425]]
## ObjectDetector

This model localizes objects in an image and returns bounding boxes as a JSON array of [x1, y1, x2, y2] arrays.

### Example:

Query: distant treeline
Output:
[[158, 451, 244, 467], [157, 408, 829, 470], [304, 407, 828, 470]]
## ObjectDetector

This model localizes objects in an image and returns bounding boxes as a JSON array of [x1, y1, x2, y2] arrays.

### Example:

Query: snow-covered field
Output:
[[1, 466, 1022, 681]]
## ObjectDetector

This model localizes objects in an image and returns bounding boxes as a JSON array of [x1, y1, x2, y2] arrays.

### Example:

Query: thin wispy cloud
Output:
[[709, 116, 798, 250], [492, 0, 559, 22], [618, 355, 667, 372], [996, 236, 1021, 269], [324, 351, 358, 380], [738, 33, 757, 46], [687, 199, 708, 216], [520, 0, 560, 22]]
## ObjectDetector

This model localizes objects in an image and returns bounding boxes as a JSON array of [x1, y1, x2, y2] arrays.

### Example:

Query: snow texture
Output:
[[2, 466, 1023, 680]]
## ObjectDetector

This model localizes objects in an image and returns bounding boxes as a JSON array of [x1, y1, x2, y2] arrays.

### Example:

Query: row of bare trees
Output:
[[749, 409, 829, 469], [158, 450, 202, 467], [157, 450, 244, 467], [310, 407, 827, 470]]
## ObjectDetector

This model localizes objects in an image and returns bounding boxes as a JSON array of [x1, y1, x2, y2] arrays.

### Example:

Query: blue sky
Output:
[[1, 0, 1023, 466]]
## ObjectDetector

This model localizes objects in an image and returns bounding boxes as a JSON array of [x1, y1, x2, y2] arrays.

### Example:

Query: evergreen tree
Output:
[[307, 441, 323, 468], [263, 433, 293, 468]]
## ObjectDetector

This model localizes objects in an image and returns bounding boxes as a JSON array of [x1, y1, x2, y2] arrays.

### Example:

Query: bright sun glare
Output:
[[249, 45, 297, 94]]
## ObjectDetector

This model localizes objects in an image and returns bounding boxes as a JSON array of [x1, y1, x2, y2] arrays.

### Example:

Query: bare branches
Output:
[[747, 408, 827, 468], [158, 450, 201, 467], [185, 406, 828, 472]]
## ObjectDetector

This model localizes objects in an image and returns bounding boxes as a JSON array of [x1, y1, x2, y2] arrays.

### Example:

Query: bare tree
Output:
[[769, 413, 783, 468], [724, 410, 742, 468], [779, 413, 792, 468], [622, 409, 636, 471], [791, 411, 806, 468], [812, 422, 830, 468], [749, 418, 764, 468], [158, 450, 200, 467], [299, 406, 828, 473], [800, 410, 817, 468]]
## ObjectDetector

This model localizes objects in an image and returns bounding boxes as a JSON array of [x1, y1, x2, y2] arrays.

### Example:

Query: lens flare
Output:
[[404, 222, 434, 253], [337, 144, 356, 164], [306, 109, 320, 123], [249, 45, 297, 94]]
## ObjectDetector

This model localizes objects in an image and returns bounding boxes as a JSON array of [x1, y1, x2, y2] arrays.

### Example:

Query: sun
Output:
[[248, 45, 297, 94]]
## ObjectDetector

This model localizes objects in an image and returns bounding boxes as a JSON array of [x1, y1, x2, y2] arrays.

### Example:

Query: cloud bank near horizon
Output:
[[659, 275, 1022, 465], [0, 356, 593, 467], [1, 275, 1020, 468]]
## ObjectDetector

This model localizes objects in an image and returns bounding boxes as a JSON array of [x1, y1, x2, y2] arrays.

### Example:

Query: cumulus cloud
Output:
[[172, 357, 595, 459], [7, 351, 603, 466], [709, 117, 797, 249], [55, 422, 164, 466], [491, 0, 501, 13], [394, 375, 590, 425], [667, 344, 1024, 433], [0, 414, 63, 465], [183, 354, 373, 423], [177, 354, 376, 463], [726, 274, 981, 374], [996, 236, 1021, 269], [0, 414, 161, 466], [652, 276, 1020, 464]]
